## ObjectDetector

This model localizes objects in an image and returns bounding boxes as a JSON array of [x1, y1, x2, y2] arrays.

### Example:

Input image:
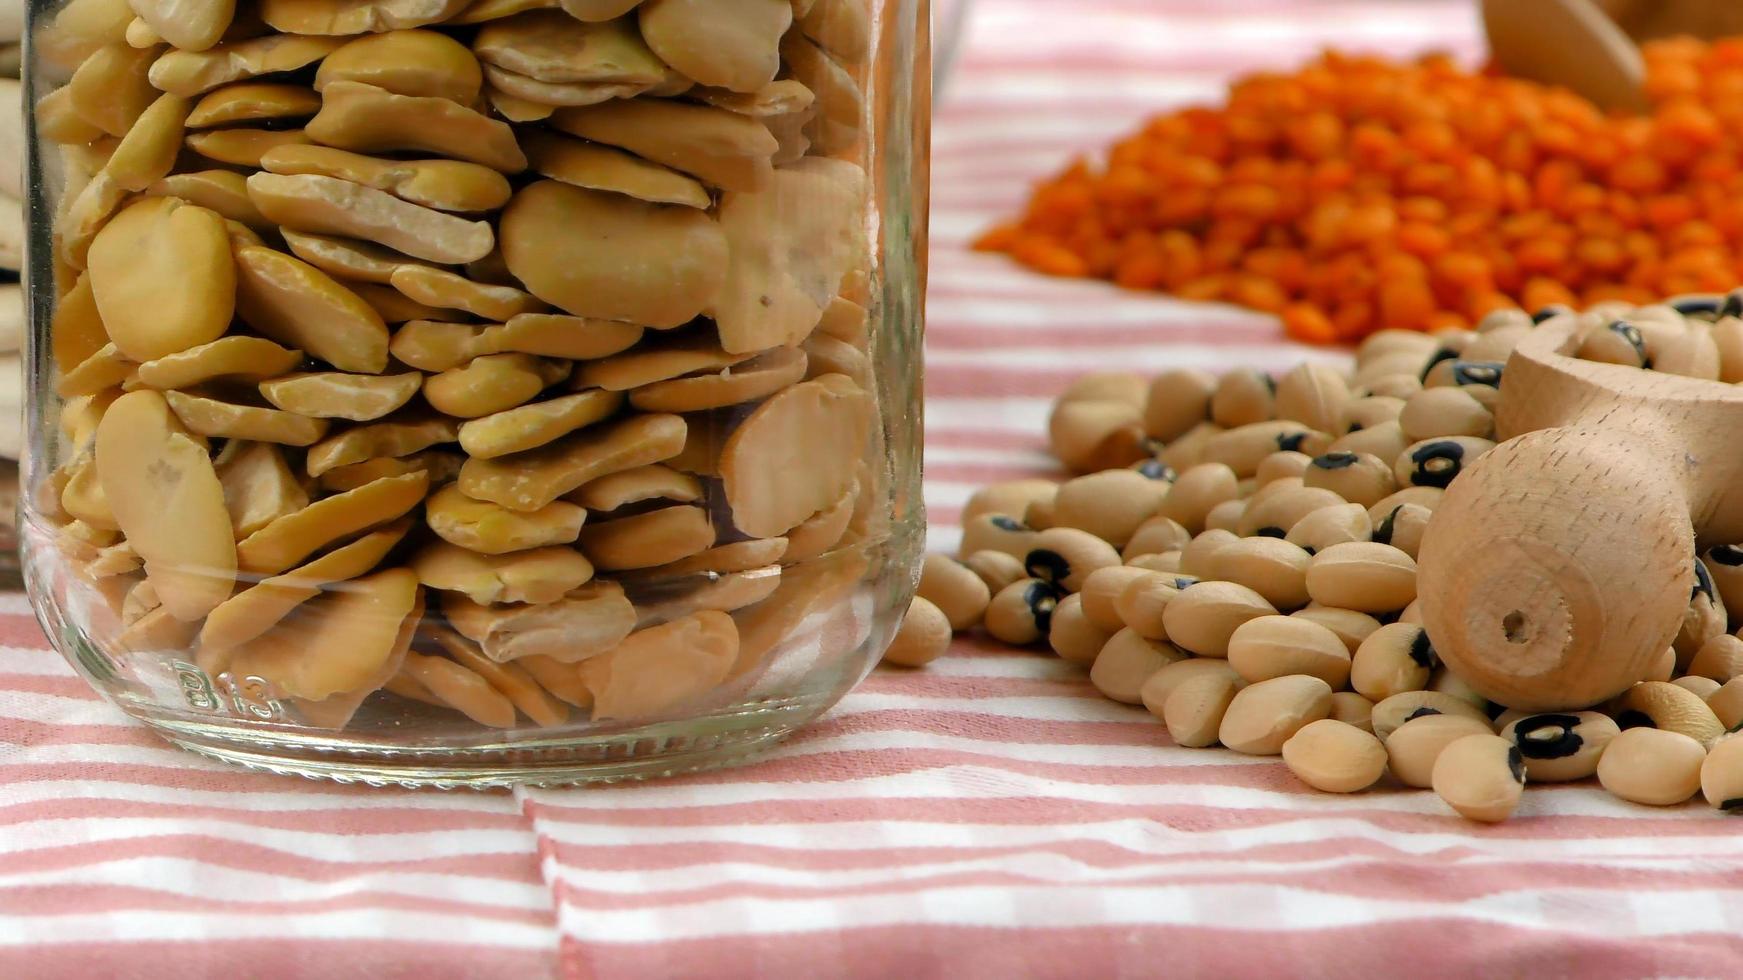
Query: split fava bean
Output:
[[1599, 727, 1707, 805], [1090, 628, 1185, 703], [1432, 734, 1525, 823], [1500, 711, 1619, 782], [1047, 594, 1112, 666], [1283, 719, 1386, 792], [1225, 615, 1351, 688], [1218, 674, 1333, 755]]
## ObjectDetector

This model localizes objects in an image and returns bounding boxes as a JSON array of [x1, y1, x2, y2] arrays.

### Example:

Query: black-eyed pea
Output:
[[1078, 565, 1152, 633], [1358, 328, 1439, 366], [1329, 691, 1375, 732], [1703, 544, 1743, 615], [1329, 419, 1410, 465], [1203, 499, 1245, 534], [1428, 668, 1490, 711], [1274, 362, 1349, 436], [984, 578, 1063, 646], [1688, 634, 1743, 683], [1341, 395, 1406, 433], [1090, 627, 1184, 702], [1355, 348, 1431, 386], [1393, 436, 1494, 489], [1023, 495, 1058, 531], [1598, 727, 1707, 805], [1715, 318, 1743, 383], [1157, 421, 1224, 472], [1300, 451, 1394, 510], [1024, 526, 1120, 593], [1700, 734, 1743, 811], [1243, 475, 1301, 510], [1226, 615, 1350, 687], [1283, 719, 1387, 792], [1143, 368, 1216, 442], [1047, 399, 1145, 473], [1371, 690, 1491, 741], [1048, 594, 1111, 665], [964, 550, 1026, 594], [1499, 711, 1619, 782], [1384, 712, 1493, 787], [1202, 421, 1320, 479], [1619, 681, 1726, 745], [426, 484, 585, 555], [1255, 450, 1312, 486], [1305, 542, 1416, 613], [1178, 528, 1239, 578], [1491, 707, 1531, 733], [882, 597, 951, 668], [1122, 516, 1191, 563], [1212, 538, 1311, 610], [1217, 674, 1333, 755], [1054, 371, 1147, 409], [1399, 386, 1495, 442], [1371, 503, 1433, 560], [1431, 733, 1525, 822], [1237, 486, 1345, 539], [917, 553, 993, 631], [1359, 374, 1423, 401], [1211, 368, 1275, 429], [1114, 571, 1195, 640], [1656, 323, 1722, 380], [1351, 622, 1436, 701], [1051, 469, 1166, 548], [1578, 319, 1650, 368], [1159, 462, 1238, 533], [962, 479, 1059, 525], [1366, 487, 1442, 526], [1140, 658, 1242, 720], [1675, 676, 1724, 699], [1285, 502, 1372, 555], [1162, 671, 1240, 748], [1161, 581, 1277, 658], [1127, 552, 1183, 573], [1677, 559, 1728, 667]]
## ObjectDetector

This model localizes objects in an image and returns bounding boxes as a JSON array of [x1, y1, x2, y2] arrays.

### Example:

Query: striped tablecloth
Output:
[[8, 1, 1743, 976]]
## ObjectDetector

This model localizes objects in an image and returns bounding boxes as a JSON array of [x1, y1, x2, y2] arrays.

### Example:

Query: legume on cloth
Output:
[[903, 297, 1743, 824], [35, 0, 885, 730]]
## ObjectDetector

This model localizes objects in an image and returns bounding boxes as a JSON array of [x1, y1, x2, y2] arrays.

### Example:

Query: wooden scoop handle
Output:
[[1418, 423, 1695, 711]]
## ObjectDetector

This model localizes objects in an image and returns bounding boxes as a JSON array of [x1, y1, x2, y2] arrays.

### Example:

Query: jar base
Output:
[[136, 694, 825, 789]]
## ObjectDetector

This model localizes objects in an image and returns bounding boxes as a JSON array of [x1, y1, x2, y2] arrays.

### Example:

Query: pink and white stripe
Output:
[[4, 1, 1742, 975]]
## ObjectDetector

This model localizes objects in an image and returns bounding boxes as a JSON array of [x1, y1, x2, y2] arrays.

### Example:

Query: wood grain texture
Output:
[[1482, 0, 1647, 113]]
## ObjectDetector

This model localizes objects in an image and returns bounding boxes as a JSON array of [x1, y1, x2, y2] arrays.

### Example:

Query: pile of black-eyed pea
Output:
[[886, 295, 1743, 822]]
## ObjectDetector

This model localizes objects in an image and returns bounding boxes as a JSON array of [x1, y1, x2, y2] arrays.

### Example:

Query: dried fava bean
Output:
[[720, 375, 869, 537], [1218, 674, 1333, 755], [258, 0, 471, 35], [314, 29, 482, 102], [1285, 503, 1372, 555], [1394, 436, 1494, 489], [568, 465, 701, 513], [233, 245, 389, 374], [1432, 734, 1525, 823], [185, 127, 311, 168], [1210, 368, 1274, 429], [481, 64, 650, 108], [577, 332, 757, 391], [1226, 615, 1351, 687], [94, 391, 237, 620], [1350, 622, 1436, 701], [1305, 542, 1416, 613], [164, 390, 329, 447], [1500, 711, 1619, 782], [1024, 527, 1121, 593], [149, 35, 345, 97], [305, 416, 458, 477], [984, 578, 1062, 646], [133, 337, 302, 390], [965, 550, 1026, 594], [917, 553, 991, 632], [424, 354, 569, 419], [411, 540, 593, 605], [522, 130, 710, 210], [474, 10, 666, 84], [1255, 451, 1312, 486], [87, 197, 234, 362], [247, 173, 495, 267], [51, 275, 108, 376], [578, 611, 737, 721], [457, 390, 623, 461], [69, 42, 159, 138], [460, 413, 687, 512], [131, 0, 235, 52], [636, 0, 790, 93], [227, 568, 420, 706], [306, 81, 525, 173], [197, 519, 410, 653], [430, 627, 569, 727], [552, 96, 779, 194], [1599, 728, 1707, 805], [1619, 681, 1726, 745], [262, 145, 514, 215], [487, 314, 645, 362], [56, 344, 136, 399], [1047, 594, 1111, 665], [1384, 712, 1492, 788], [103, 92, 189, 193], [237, 471, 429, 575], [1163, 672, 1240, 748], [213, 441, 308, 542], [258, 372, 422, 424], [576, 505, 713, 571], [1370, 690, 1490, 741], [279, 231, 415, 286], [443, 582, 635, 664], [779, 30, 861, 154], [187, 83, 318, 128], [1210, 538, 1311, 611], [1162, 581, 1276, 658], [1159, 462, 1238, 533], [1689, 634, 1743, 683], [1701, 735, 1743, 811], [1283, 719, 1386, 792], [321, 448, 454, 500], [630, 347, 810, 414], [1090, 627, 1185, 703], [883, 597, 951, 667], [1302, 452, 1395, 508], [398, 651, 517, 727], [1329, 691, 1375, 732], [425, 483, 585, 555], [502, 180, 727, 330]]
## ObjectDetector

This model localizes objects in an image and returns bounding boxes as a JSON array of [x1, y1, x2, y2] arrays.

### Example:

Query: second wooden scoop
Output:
[[1417, 318, 1743, 711]]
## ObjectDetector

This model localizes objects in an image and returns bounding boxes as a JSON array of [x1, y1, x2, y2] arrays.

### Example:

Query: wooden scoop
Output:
[[1416, 317, 1743, 711], [1482, 0, 1649, 113]]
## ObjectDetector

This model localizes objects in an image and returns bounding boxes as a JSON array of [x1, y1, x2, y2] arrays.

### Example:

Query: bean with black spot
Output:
[[1161, 580, 1278, 658], [1302, 450, 1397, 507], [1122, 515, 1192, 562], [1432, 734, 1525, 823], [1328, 419, 1410, 465], [1700, 734, 1743, 811], [1370, 690, 1490, 741], [1051, 469, 1169, 548], [1237, 486, 1346, 539], [1024, 527, 1121, 592], [1577, 319, 1650, 368], [1499, 711, 1618, 782], [1394, 436, 1494, 489], [1210, 368, 1275, 429], [958, 513, 1040, 560], [1702, 544, 1743, 616], [1285, 502, 1373, 556], [1385, 712, 1494, 788], [1372, 502, 1433, 559], [984, 578, 1064, 646], [1399, 386, 1495, 442], [1350, 622, 1436, 701], [1255, 450, 1313, 486]]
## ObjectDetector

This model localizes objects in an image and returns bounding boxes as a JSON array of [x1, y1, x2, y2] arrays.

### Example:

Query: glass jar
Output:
[[21, 0, 928, 787]]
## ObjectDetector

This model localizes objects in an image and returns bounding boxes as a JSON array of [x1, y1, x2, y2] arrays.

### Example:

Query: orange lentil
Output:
[[977, 42, 1743, 343]]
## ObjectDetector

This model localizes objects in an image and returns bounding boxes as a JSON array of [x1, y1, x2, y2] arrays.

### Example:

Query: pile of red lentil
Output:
[[975, 39, 1743, 344]]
